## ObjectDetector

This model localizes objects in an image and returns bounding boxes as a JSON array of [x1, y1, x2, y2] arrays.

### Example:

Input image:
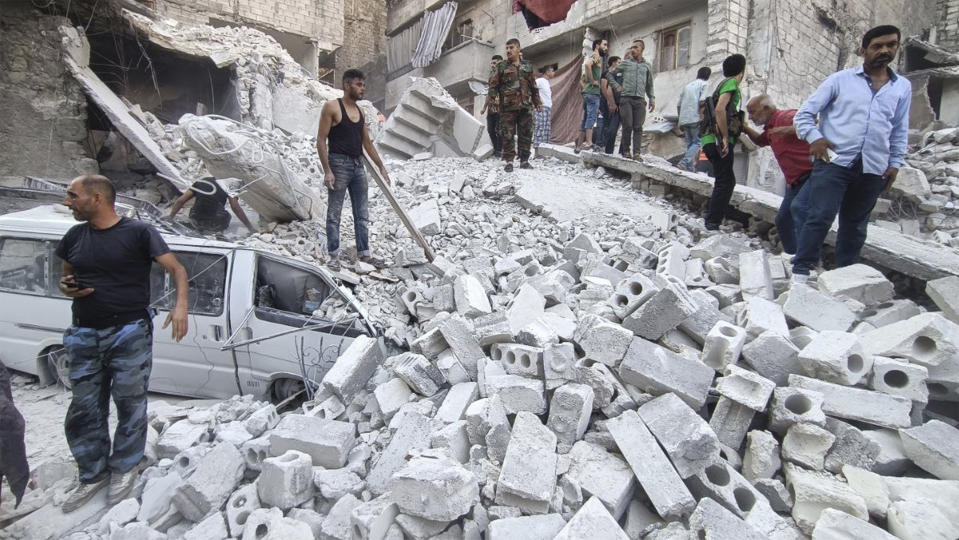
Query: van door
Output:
[[226, 251, 370, 402], [148, 248, 239, 399]]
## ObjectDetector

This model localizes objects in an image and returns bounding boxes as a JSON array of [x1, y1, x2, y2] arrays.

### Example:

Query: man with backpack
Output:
[[677, 67, 711, 171], [700, 54, 747, 230]]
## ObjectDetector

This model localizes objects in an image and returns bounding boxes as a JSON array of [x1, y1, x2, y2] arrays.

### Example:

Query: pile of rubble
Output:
[[8, 176, 959, 538]]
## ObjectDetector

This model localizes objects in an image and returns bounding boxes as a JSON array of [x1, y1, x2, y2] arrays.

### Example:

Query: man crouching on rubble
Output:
[[57, 175, 189, 512], [316, 68, 391, 271]]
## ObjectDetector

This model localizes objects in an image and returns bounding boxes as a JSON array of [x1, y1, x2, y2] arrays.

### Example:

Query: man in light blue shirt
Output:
[[790, 25, 910, 281], [676, 67, 711, 171]]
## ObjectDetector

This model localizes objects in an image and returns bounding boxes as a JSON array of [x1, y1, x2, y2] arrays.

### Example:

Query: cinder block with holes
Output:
[[684, 258, 713, 288], [546, 383, 594, 453], [257, 450, 314, 510], [798, 331, 873, 386], [638, 393, 720, 478], [491, 343, 544, 377], [788, 374, 912, 429], [701, 321, 747, 372], [767, 387, 827, 434], [869, 356, 929, 403], [685, 461, 765, 519], [607, 274, 658, 319], [862, 312, 959, 367], [241, 435, 270, 472], [655, 242, 689, 281], [225, 483, 260, 538], [708, 396, 755, 450], [399, 287, 426, 317], [622, 278, 698, 341]]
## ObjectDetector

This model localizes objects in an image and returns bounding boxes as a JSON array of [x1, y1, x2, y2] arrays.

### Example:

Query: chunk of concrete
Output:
[[225, 483, 260, 538], [823, 418, 880, 473], [319, 494, 362, 540], [410, 199, 441, 235], [351, 493, 399, 540], [543, 342, 577, 381], [394, 353, 447, 396], [270, 414, 355, 468], [374, 378, 414, 420], [486, 514, 567, 540], [841, 465, 890, 519], [183, 511, 229, 540], [172, 442, 245, 522], [157, 420, 210, 460], [678, 289, 729, 345], [784, 463, 868, 535], [575, 320, 633, 367], [788, 374, 912, 429], [555, 496, 630, 540], [394, 513, 449, 540], [782, 423, 836, 471], [688, 497, 766, 540], [367, 412, 436, 495], [817, 264, 894, 305], [618, 337, 714, 409], [754, 478, 793, 514], [606, 409, 696, 520], [862, 429, 911, 475], [926, 275, 959, 324], [742, 430, 781, 481], [464, 395, 509, 446], [798, 331, 873, 386], [708, 396, 756, 451], [313, 468, 364, 500], [438, 316, 486, 379], [436, 382, 479, 423], [485, 374, 546, 415], [495, 412, 557, 514], [738, 250, 774, 300], [861, 312, 959, 367], [899, 419, 959, 480], [716, 365, 775, 411], [430, 419, 470, 463], [243, 404, 280, 438], [389, 454, 478, 521], [638, 393, 720, 478], [506, 284, 547, 335], [887, 499, 957, 540], [701, 321, 747, 371], [565, 441, 636, 520], [738, 295, 790, 338], [322, 335, 384, 403], [622, 281, 698, 340], [811, 508, 898, 540], [257, 450, 313, 510], [546, 383, 594, 453], [869, 356, 929, 403], [454, 274, 492, 319], [768, 386, 827, 434], [741, 330, 803, 386], [782, 284, 856, 332]]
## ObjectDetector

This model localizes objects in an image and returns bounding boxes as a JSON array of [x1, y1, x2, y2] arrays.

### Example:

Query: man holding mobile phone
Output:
[[56, 175, 189, 512], [790, 25, 910, 283]]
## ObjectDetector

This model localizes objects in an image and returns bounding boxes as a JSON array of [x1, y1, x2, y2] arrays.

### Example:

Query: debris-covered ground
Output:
[[4, 151, 959, 540]]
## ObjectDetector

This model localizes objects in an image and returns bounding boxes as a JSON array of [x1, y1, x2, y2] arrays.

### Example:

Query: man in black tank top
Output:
[[316, 69, 391, 271]]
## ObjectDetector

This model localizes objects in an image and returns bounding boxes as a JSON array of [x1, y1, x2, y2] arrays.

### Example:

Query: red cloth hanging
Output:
[[515, 0, 577, 26]]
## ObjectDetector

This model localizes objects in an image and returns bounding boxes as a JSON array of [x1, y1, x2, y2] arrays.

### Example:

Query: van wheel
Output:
[[46, 347, 72, 390], [270, 378, 305, 406]]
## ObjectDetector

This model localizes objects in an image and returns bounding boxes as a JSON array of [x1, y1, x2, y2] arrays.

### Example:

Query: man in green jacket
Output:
[[607, 39, 655, 161]]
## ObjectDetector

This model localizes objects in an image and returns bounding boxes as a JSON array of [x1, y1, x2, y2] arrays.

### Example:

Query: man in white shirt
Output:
[[677, 67, 711, 171], [533, 65, 555, 154]]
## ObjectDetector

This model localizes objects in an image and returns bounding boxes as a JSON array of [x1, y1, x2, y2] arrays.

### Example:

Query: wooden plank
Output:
[[363, 152, 437, 262]]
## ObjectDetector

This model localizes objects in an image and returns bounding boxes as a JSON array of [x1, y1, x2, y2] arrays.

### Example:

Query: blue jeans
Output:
[[678, 123, 700, 170], [64, 318, 153, 483], [792, 160, 885, 275], [581, 93, 600, 130], [777, 172, 810, 255], [326, 153, 370, 257]]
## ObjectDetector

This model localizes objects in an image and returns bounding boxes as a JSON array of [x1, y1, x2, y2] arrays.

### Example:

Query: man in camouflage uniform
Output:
[[489, 38, 542, 172]]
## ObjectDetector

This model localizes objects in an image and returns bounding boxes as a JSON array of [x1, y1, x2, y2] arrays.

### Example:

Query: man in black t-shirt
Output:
[[55, 175, 189, 512], [167, 177, 256, 234]]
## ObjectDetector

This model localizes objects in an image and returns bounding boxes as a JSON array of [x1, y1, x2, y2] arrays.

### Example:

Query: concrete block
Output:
[[431, 419, 470, 463], [768, 386, 827, 434], [862, 312, 959, 367], [618, 337, 714, 409], [705, 256, 740, 284], [789, 326, 818, 348], [97, 497, 139, 534], [608, 274, 658, 318], [716, 365, 775, 411], [742, 430, 781, 481], [887, 498, 958, 540], [546, 383, 594, 453], [322, 335, 383, 403], [685, 258, 713, 288], [464, 395, 509, 446], [926, 275, 959, 324], [394, 353, 446, 396], [566, 441, 636, 520], [319, 494, 362, 540], [798, 331, 873, 385], [543, 342, 577, 381], [474, 311, 512, 347], [606, 409, 696, 520], [555, 496, 630, 540], [788, 374, 912, 429], [491, 343, 543, 377], [754, 478, 793, 513], [685, 461, 764, 518], [287, 509, 324, 539], [270, 414, 355, 468], [783, 283, 856, 332], [410, 199, 441, 235], [313, 468, 364, 500], [495, 412, 557, 513], [435, 382, 478, 424], [109, 522, 168, 540], [173, 443, 245, 522], [351, 493, 399, 540], [688, 497, 766, 540], [389, 454, 478, 521], [411, 328, 449, 359], [862, 429, 911, 475], [395, 513, 449, 540], [438, 317, 485, 379], [701, 321, 747, 371], [784, 463, 868, 535], [622, 280, 698, 340], [811, 507, 898, 540], [506, 284, 547, 334], [485, 374, 546, 415], [870, 356, 929, 403], [454, 274, 492, 318], [899, 419, 959, 480], [738, 295, 789, 337], [709, 396, 756, 451], [243, 405, 279, 438], [782, 423, 836, 471], [841, 465, 890, 519], [656, 242, 690, 280], [367, 412, 436, 495], [257, 450, 313, 510], [157, 420, 209, 460], [374, 378, 413, 420], [304, 394, 346, 420], [575, 320, 633, 367], [817, 264, 894, 305], [183, 511, 229, 540], [638, 393, 720, 478], [137, 470, 183, 525], [486, 514, 567, 540], [823, 418, 880, 473], [741, 330, 802, 385], [739, 250, 774, 299], [516, 316, 561, 348], [678, 289, 729, 345], [435, 349, 470, 384]]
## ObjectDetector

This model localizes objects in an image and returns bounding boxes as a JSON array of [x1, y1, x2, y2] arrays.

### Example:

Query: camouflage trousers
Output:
[[500, 107, 534, 162], [63, 319, 152, 483]]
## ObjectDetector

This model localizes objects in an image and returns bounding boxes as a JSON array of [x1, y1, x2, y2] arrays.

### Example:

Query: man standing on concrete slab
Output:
[[317, 69, 392, 270], [791, 25, 910, 283], [743, 95, 813, 255], [575, 39, 607, 153], [481, 54, 504, 158], [677, 67, 711, 171], [489, 39, 542, 172], [601, 55, 624, 155], [166, 176, 257, 236], [700, 54, 746, 230], [533, 65, 554, 155], [56, 175, 189, 512], [607, 39, 655, 161]]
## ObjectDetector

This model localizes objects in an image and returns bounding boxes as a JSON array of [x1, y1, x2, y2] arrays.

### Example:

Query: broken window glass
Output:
[[0, 238, 55, 296], [150, 251, 227, 316], [254, 256, 332, 318]]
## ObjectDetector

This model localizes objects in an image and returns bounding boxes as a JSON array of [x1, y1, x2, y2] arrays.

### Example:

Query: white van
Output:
[[0, 204, 377, 402]]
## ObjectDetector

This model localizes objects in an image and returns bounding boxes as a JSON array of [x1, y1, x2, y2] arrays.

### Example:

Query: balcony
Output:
[[423, 38, 495, 91]]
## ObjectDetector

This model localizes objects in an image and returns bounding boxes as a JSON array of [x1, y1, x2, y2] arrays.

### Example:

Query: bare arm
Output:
[[155, 252, 188, 342], [743, 124, 764, 145], [315, 101, 337, 189], [362, 126, 391, 186], [59, 260, 94, 298], [228, 197, 256, 233], [715, 92, 731, 154], [168, 190, 194, 218], [585, 56, 597, 85]]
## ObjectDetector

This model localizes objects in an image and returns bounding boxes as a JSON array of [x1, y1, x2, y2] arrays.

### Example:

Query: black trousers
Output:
[[703, 142, 736, 228], [487, 113, 502, 155]]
